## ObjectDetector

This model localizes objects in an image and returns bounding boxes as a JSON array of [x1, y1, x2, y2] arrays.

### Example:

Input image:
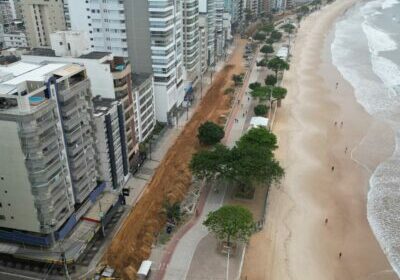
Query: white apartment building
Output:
[[182, 0, 201, 90], [2, 31, 27, 48], [199, 0, 216, 66], [0, 61, 98, 234], [149, 0, 185, 123], [68, 0, 128, 57], [199, 16, 208, 74]]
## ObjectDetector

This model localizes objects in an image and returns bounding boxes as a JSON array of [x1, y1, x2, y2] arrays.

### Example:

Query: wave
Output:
[[332, 0, 400, 277], [361, 22, 397, 54], [382, 0, 400, 9]]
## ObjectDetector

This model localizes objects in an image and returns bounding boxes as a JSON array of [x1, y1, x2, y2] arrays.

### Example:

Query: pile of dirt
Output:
[[102, 39, 247, 280]]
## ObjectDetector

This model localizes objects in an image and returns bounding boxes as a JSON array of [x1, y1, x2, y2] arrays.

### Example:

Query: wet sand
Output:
[[241, 1, 398, 279]]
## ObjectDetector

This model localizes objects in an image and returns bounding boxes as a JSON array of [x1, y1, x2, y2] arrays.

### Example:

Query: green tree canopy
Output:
[[272, 86, 287, 100], [203, 205, 255, 245], [254, 32, 266, 41], [270, 30, 283, 41], [249, 82, 261, 90], [256, 59, 268, 67], [265, 38, 275, 45], [254, 104, 269, 116], [267, 57, 290, 78], [260, 44, 274, 54], [190, 128, 284, 190], [197, 121, 225, 146], [265, 74, 277, 86], [250, 86, 270, 101], [261, 23, 274, 33], [281, 23, 295, 34], [232, 73, 244, 86]]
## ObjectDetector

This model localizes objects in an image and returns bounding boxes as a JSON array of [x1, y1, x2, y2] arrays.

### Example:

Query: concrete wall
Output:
[[0, 120, 40, 233], [123, 0, 152, 73]]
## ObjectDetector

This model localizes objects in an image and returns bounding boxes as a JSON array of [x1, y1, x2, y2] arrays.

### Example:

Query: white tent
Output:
[[249, 117, 269, 129], [277, 47, 289, 60]]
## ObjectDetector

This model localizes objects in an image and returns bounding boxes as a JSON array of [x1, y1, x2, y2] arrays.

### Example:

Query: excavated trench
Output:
[[103, 39, 247, 280]]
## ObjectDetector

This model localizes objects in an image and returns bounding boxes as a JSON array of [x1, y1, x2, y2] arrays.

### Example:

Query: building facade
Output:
[[2, 31, 27, 48], [148, 0, 185, 123], [182, 0, 201, 91], [93, 97, 126, 190], [0, 61, 98, 236], [68, 0, 128, 57], [199, 0, 216, 66], [20, 0, 66, 48]]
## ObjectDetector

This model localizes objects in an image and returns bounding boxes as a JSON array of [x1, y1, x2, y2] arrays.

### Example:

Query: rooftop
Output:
[[28, 48, 56, 57], [93, 96, 117, 116], [132, 72, 152, 87], [79, 51, 111, 60]]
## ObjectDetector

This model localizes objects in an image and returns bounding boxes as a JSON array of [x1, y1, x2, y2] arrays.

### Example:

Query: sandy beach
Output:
[[241, 1, 399, 279]]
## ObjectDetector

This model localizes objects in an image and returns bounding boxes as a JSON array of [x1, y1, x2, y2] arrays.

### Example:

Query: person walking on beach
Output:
[[331, 166, 335, 172], [345, 147, 348, 154], [340, 121, 343, 127], [339, 252, 342, 259], [334, 121, 337, 126], [325, 218, 328, 225]]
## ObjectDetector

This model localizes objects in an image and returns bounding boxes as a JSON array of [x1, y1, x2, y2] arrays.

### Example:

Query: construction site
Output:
[[102, 38, 248, 279]]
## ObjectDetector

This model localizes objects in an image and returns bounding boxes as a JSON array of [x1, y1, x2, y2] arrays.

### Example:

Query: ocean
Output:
[[331, 0, 400, 276]]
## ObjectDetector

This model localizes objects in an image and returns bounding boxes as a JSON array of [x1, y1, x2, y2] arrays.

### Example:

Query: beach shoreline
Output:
[[241, 0, 398, 279]]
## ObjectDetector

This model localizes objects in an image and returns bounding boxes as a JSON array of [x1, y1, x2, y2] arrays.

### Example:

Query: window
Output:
[[0, 215, 5, 220], [59, 41, 63, 46]]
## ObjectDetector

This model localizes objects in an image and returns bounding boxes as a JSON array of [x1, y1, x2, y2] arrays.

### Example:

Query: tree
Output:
[[163, 201, 182, 225], [265, 38, 275, 45], [197, 121, 225, 146], [250, 86, 271, 101], [254, 32, 266, 41], [267, 57, 290, 78], [256, 59, 268, 67], [261, 23, 274, 33], [232, 74, 244, 86], [249, 82, 261, 90], [265, 74, 277, 86], [260, 45, 274, 54], [281, 23, 295, 34], [272, 86, 288, 107], [254, 104, 269, 116], [270, 30, 282, 41], [203, 205, 255, 246], [190, 128, 284, 192]]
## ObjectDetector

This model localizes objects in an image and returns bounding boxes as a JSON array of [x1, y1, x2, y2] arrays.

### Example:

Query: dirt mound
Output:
[[102, 39, 247, 280]]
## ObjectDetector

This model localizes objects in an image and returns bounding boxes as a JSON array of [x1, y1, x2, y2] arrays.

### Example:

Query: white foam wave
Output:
[[362, 22, 398, 54], [382, 0, 400, 9], [371, 55, 400, 95], [332, 1, 400, 277]]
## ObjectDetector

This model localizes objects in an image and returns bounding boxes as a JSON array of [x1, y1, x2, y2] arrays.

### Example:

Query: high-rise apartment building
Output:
[[182, 0, 201, 89], [93, 97, 126, 189], [148, 0, 185, 123], [20, 0, 67, 48], [224, 0, 243, 25], [0, 61, 98, 237], [199, 0, 216, 66], [215, 0, 225, 57], [246, 0, 260, 17], [0, 0, 14, 26], [68, 0, 128, 57]]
